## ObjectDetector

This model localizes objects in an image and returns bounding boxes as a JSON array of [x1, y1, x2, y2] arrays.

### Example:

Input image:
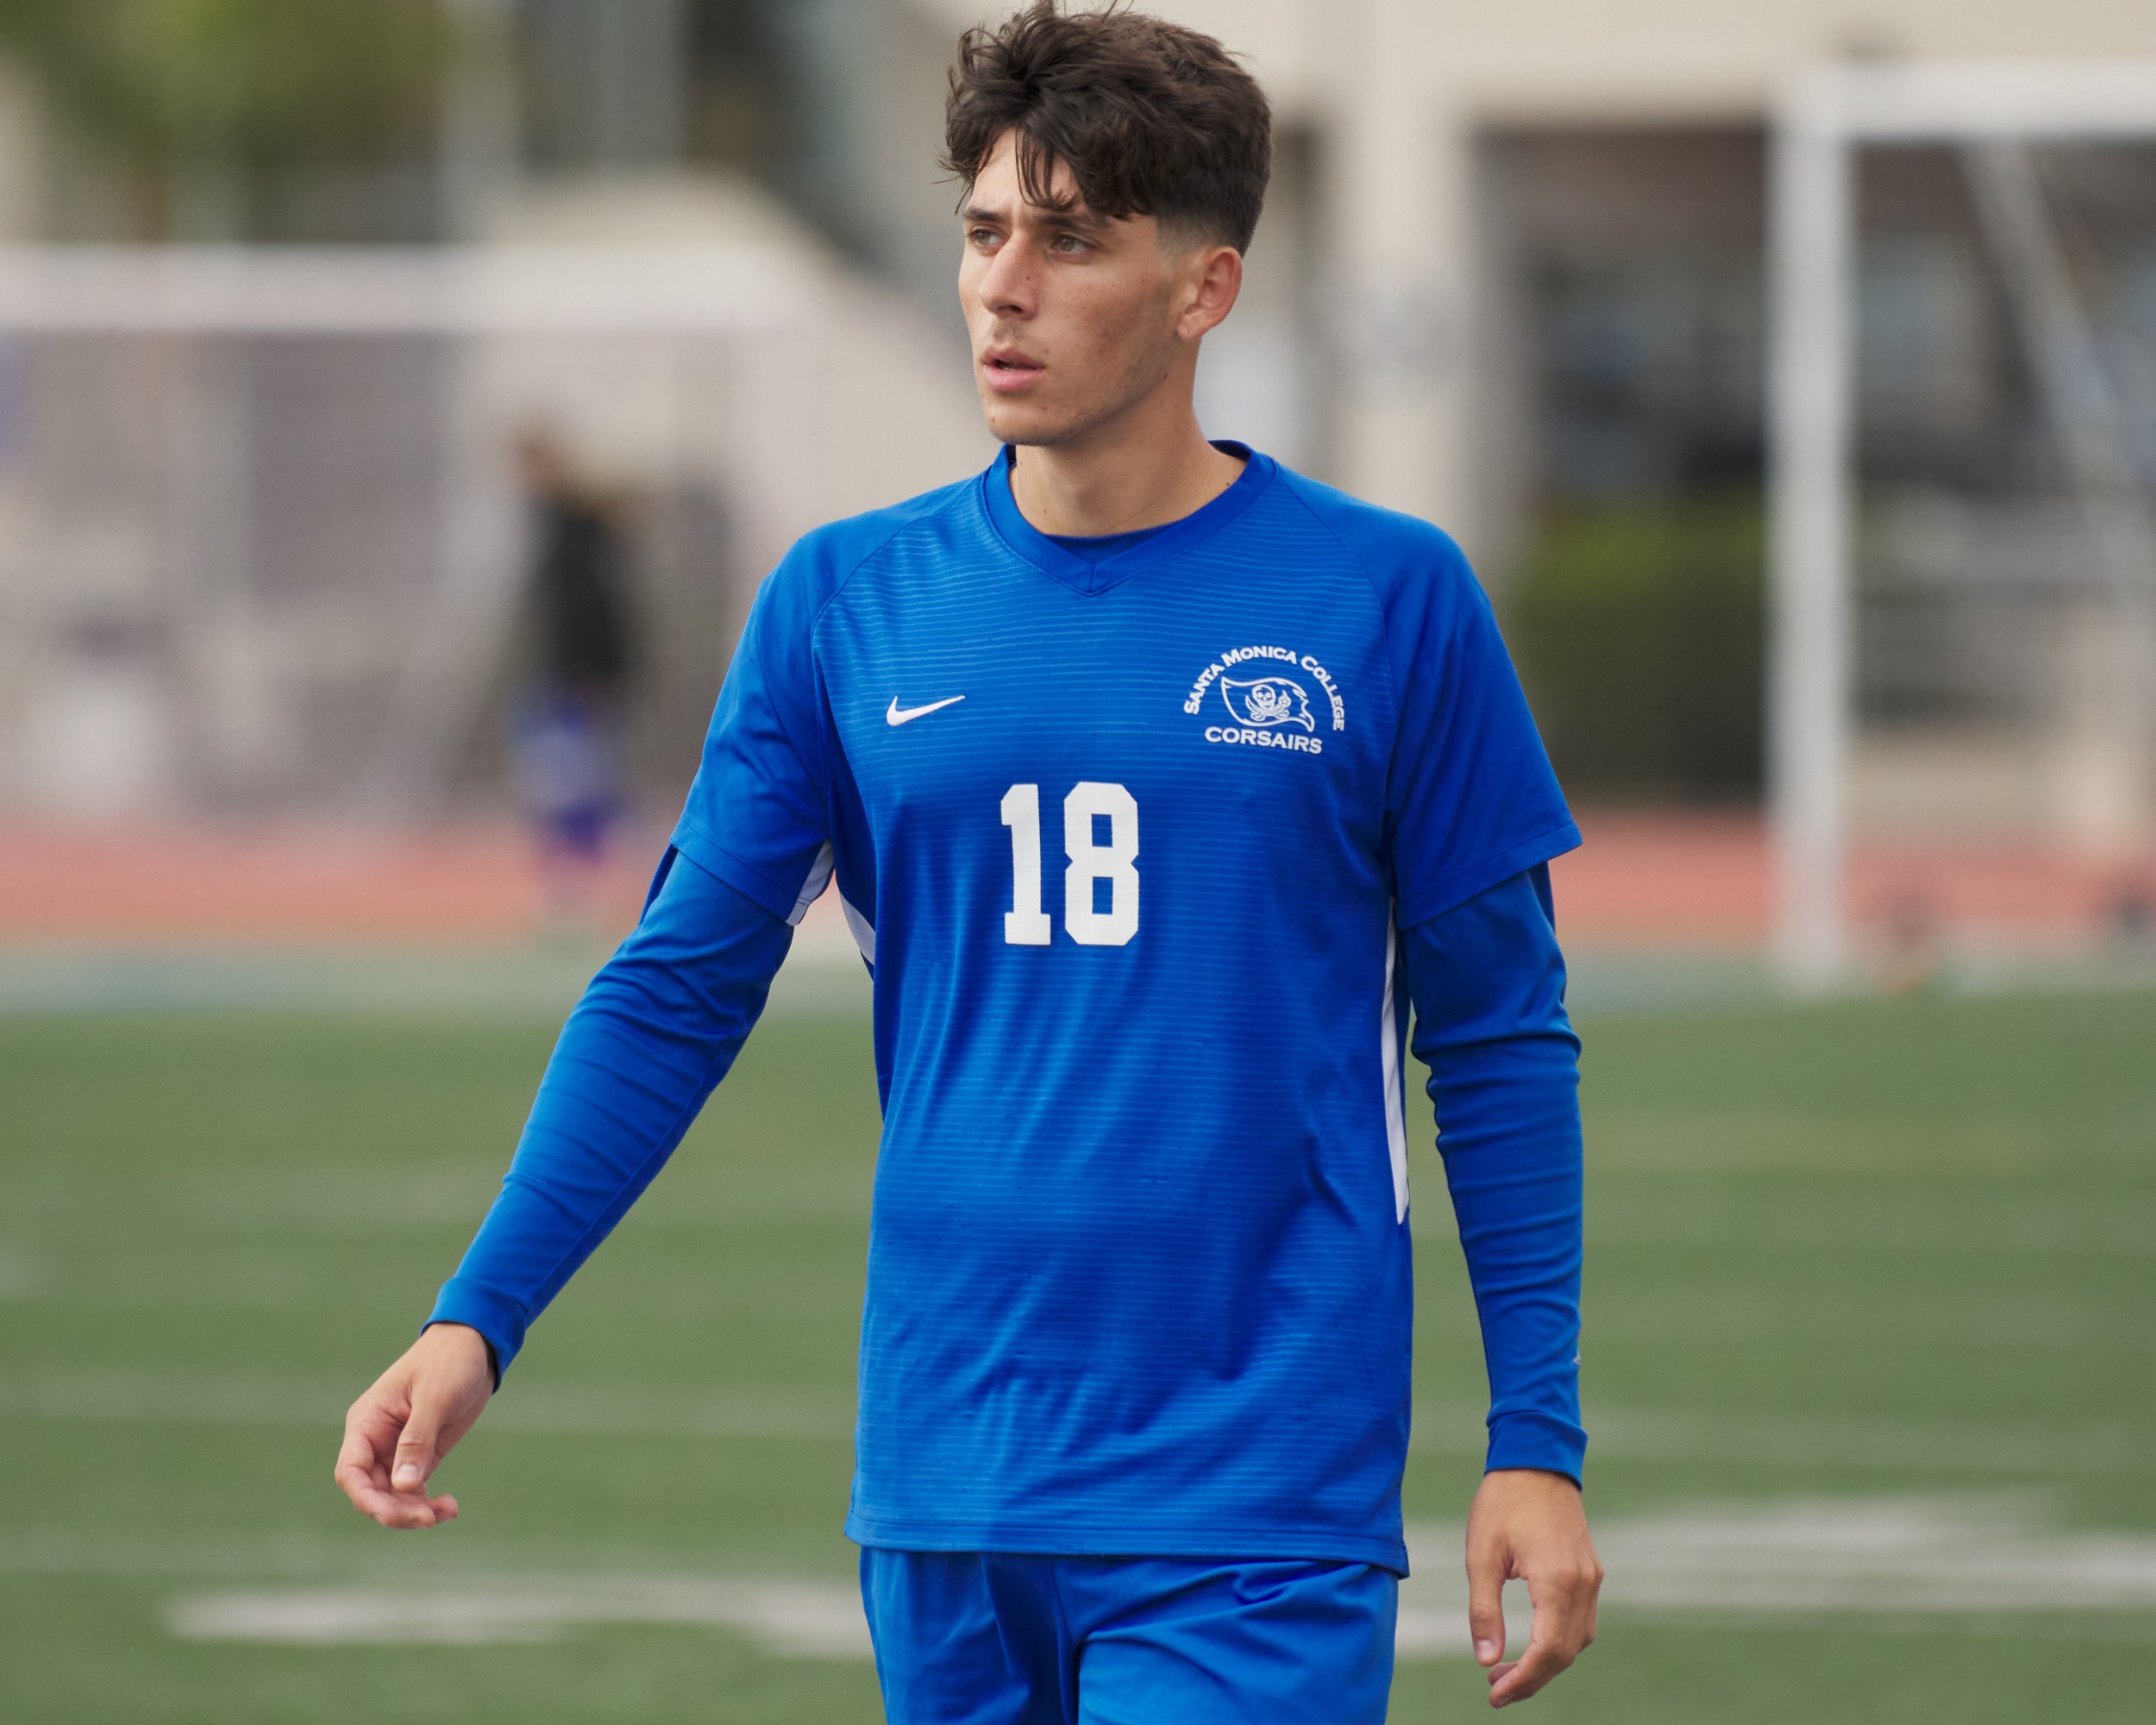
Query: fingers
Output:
[[332, 1427, 422, 1527], [1486, 1632, 1568, 1708], [1485, 1564, 1600, 1709], [398, 1335, 492, 1485], [391, 1376, 465, 1493], [391, 1421, 438, 1494], [335, 1388, 460, 1531], [335, 1328, 498, 1532], [1463, 1470, 1603, 1706], [1464, 1531, 1507, 1671], [335, 1462, 455, 1526]]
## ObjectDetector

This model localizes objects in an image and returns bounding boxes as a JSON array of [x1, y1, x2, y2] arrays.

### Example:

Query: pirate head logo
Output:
[[1219, 674, 1317, 732]]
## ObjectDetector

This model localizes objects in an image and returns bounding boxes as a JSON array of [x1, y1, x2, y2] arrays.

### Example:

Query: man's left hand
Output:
[[1463, 1467, 1602, 1708]]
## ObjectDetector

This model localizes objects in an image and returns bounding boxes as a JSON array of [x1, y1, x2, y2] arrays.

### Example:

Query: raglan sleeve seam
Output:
[[776, 490, 974, 819], [1281, 481, 1571, 925], [1278, 480, 1407, 779]]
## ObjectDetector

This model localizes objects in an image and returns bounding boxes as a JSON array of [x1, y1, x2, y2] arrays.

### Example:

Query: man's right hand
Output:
[[334, 1322, 495, 1529]]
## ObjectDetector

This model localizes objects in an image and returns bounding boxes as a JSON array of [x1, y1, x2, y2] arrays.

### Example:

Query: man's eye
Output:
[[969, 228, 1000, 247], [1050, 234, 1087, 254]]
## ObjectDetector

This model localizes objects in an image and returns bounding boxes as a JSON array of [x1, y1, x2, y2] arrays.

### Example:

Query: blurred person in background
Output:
[[508, 425, 640, 932], [339, 5, 1600, 1719]]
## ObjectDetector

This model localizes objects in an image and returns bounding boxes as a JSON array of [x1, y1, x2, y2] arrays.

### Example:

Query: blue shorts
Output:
[[859, 1548, 1397, 1724]]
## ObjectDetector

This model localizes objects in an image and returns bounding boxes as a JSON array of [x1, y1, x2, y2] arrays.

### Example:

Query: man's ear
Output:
[[1175, 243, 1243, 343]]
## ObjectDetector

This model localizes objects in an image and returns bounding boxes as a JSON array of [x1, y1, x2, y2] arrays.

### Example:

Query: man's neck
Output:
[[1006, 400, 1245, 538]]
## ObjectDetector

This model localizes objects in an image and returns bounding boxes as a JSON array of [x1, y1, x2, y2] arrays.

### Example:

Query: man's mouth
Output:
[[982, 348, 1044, 392]]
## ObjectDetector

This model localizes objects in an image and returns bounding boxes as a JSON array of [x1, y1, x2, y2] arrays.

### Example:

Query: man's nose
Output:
[[977, 238, 1035, 317]]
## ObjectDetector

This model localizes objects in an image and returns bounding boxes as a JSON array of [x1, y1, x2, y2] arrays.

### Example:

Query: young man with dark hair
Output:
[[337, 4, 1601, 1716]]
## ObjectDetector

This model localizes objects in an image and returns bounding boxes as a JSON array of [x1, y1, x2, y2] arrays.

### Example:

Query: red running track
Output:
[[0, 813, 2148, 950]]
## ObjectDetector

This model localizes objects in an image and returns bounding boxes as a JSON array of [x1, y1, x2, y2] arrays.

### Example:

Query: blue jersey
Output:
[[662, 442, 1580, 1571]]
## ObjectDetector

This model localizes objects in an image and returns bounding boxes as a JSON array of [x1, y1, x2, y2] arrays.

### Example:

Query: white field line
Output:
[[1396, 1498, 2156, 1655], [157, 1499, 2156, 1659], [169, 1577, 874, 1657], [3, 1366, 2144, 1479]]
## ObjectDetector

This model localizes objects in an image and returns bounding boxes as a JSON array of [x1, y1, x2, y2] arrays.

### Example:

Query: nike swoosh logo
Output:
[[886, 694, 966, 726]]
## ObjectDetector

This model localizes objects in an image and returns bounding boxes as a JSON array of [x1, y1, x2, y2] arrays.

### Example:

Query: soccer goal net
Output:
[[0, 243, 981, 823], [1768, 62, 2156, 988]]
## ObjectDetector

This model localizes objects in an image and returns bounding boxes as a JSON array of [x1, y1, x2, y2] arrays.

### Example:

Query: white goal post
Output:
[[1768, 61, 2156, 990]]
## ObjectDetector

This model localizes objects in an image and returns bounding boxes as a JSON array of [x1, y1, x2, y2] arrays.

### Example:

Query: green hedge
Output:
[[1503, 494, 1764, 800]]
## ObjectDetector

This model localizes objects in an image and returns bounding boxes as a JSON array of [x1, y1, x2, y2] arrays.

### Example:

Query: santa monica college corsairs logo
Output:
[[1186, 643, 1346, 757], [1220, 675, 1316, 731]]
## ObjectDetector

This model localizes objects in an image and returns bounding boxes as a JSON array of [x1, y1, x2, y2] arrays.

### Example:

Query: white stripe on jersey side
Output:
[[1382, 916, 1408, 1223], [839, 894, 875, 966], [789, 839, 874, 964], [787, 843, 834, 926]]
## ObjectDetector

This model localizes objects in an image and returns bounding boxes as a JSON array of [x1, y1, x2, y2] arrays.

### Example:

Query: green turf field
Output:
[[3, 983, 2153, 1722]]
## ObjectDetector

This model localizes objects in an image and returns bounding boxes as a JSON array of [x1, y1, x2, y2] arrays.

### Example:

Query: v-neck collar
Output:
[[979, 438, 1275, 595]]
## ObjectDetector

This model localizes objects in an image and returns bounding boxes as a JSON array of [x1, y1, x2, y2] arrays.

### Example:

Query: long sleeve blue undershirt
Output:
[[425, 845, 794, 1383], [1402, 863, 1588, 1483], [427, 849, 1587, 1485]]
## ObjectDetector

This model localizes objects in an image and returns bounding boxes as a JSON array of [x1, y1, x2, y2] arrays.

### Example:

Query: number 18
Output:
[[1000, 781, 1138, 946]]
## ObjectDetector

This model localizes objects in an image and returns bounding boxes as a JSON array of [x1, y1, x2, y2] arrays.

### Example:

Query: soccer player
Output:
[[335, 5, 1601, 1716]]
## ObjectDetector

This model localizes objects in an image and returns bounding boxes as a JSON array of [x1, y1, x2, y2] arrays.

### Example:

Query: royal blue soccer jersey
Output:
[[661, 441, 1580, 1571]]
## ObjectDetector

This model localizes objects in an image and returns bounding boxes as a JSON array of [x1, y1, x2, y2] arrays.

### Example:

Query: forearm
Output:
[[1402, 866, 1586, 1484], [426, 846, 795, 1383]]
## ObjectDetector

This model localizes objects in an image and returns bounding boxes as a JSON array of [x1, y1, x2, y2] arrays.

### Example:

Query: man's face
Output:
[[958, 130, 1196, 448]]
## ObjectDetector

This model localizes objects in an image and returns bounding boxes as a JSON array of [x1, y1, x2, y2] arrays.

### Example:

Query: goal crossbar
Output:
[[0, 243, 811, 335]]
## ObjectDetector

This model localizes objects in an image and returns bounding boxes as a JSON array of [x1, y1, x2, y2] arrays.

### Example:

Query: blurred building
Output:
[[0, 0, 2152, 835]]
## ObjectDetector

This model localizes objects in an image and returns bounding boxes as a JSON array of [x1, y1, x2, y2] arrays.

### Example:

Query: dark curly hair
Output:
[[941, 2, 1272, 253]]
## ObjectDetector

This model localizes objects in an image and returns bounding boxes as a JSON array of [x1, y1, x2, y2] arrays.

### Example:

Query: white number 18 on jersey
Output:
[[1000, 782, 1138, 946]]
